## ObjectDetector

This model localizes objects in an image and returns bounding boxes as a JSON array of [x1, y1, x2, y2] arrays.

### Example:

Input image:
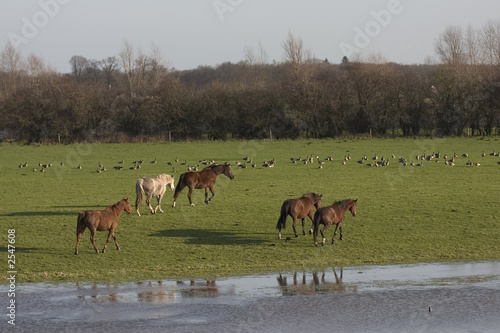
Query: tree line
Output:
[[1, 21, 500, 143]]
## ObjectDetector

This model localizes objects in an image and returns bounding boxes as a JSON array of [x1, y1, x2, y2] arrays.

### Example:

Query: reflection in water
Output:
[[178, 280, 219, 298], [17, 262, 500, 332], [138, 290, 177, 303], [75, 279, 221, 305], [277, 268, 355, 295]]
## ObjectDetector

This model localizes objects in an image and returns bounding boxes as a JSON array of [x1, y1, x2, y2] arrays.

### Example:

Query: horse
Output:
[[135, 174, 175, 216], [276, 193, 322, 239], [313, 199, 357, 246], [172, 163, 234, 207], [75, 198, 133, 254]]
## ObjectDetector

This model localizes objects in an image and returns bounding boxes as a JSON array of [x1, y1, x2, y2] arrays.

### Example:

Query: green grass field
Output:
[[1, 137, 499, 283]]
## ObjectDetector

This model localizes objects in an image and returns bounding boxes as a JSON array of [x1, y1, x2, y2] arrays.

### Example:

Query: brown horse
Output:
[[276, 193, 322, 239], [172, 164, 234, 207], [313, 199, 357, 246], [75, 198, 133, 254]]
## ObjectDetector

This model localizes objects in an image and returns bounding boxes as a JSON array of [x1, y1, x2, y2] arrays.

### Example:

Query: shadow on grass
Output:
[[150, 229, 268, 246], [3, 211, 75, 217], [0, 246, 39, 253]]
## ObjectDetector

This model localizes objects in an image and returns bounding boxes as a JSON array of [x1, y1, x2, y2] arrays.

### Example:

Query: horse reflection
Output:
[[277, 268, 345, 296], [138, 290, 177, 303], [176, 280, 218, 298]]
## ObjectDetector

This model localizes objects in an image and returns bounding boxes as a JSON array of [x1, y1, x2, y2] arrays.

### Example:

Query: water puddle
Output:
[[10, 261, 500, 332]]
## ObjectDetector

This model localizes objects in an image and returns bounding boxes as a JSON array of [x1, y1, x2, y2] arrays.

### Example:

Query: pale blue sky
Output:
[[1, 0, 499, 72]]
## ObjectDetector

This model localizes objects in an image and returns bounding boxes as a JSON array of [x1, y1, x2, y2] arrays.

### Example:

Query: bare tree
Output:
[[480, 19, 500, 65], [69, 55, 88, 82], [148, 42, 168, 89], [25, 53, 46, 94], [119, 39, 135, 97], [435, 25, 465, 66], [1, 42, 24, 93], [244, 41, 268, 65], [100, 56, 118, 87], [464, 24, 481, 65]]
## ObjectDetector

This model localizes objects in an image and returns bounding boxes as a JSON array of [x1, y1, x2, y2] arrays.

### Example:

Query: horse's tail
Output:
[[76, 211, 86, 235], [135, 179, 145, 214], [174, 173, 186, 196], [276, 199, 290, 230]]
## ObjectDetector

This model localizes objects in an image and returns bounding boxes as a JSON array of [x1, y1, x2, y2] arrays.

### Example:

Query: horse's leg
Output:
[[292, 216, 299, 238], [339, 226, 343, 241], [146, 193, 154, 214], [155, 194, 164, 213], [205, 186, 215, 204], [320, 224, 331, 246], [102, 230, 111, 253], [90, 228, 99, 253], [308, 213, 315, 234], [75, 222, 86, 255], [188, 186, 195, 206], [301, 218, 306, 236], [332, 224, 341, 244], [111, 229, 120, 250], [172, 190, 180, 208], [75, 231, 83, 255]]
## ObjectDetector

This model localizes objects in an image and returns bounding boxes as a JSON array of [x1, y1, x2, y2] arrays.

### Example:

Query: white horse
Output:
[[135, 174, 175, 216]]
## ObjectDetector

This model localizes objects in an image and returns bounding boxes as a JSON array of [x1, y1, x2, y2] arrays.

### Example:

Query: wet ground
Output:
[[7, 261, 500, 332]]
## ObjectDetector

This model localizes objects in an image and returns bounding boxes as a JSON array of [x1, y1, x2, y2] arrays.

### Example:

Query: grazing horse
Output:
[[313, 199, 357, 246], [75, 198, 133, 254], [135, 174, 175, 216], [276, 193, 322, 239], [172, 164, 234, 207]]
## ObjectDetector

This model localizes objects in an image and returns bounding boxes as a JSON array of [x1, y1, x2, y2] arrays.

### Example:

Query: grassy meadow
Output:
[[0, 137, 499, 283]]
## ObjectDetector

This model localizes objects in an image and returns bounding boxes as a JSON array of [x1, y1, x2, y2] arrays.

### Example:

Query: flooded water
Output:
[[7, 261, 500, 332]]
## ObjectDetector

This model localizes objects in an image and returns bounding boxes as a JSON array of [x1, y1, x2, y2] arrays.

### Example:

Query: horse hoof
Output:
[[294, 234, 299, 238], [190, 203, 195, 207], [309, 229, 313, 234], [172, 202, 176, 208], [74, 252, 78, 255]]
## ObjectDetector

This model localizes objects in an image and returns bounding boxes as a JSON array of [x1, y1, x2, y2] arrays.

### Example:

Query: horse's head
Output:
[[349, 199, 357, 217], [160, 174, 175, 191], [123, 198, 133, 214], [314, 193, 322, 209], [223, 164, 234, 179]]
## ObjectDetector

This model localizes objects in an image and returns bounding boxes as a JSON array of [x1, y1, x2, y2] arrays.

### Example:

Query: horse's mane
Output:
[[333, 199, 354, 207], [204, 163, 229, 171], [204, 164, 218, 170], [108, 199, 126, 211]]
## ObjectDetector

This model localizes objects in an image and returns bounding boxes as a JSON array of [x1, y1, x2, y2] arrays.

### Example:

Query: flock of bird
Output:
[[18, 150, 499, 174], [288, 150, 500, 169]]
